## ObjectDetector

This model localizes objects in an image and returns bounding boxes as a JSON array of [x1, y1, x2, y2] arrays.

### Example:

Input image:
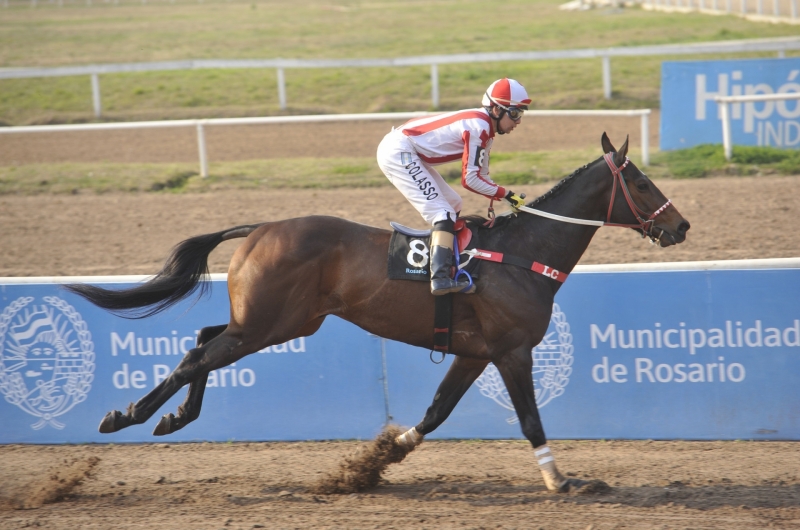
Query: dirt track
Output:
[[1, 439, 799, 529], [1, 118, 799, 529], [0, 175, 798, 277]]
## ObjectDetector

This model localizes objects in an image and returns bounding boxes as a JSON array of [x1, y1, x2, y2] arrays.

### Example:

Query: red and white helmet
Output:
[[482, 78, 531, 109]]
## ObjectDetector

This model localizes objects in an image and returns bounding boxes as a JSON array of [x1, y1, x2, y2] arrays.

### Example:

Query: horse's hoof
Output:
[[153, 413, 175, 436], [558, 478, 611, 494], [98, 410, 123, 433]]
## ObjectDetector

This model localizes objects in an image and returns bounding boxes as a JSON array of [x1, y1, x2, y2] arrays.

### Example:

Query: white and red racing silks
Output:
[[397, 108, 507, 200]]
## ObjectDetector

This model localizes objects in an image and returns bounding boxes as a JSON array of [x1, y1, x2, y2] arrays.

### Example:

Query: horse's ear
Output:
[[614, 135, 630, 166], [601, 132, 615, 154]]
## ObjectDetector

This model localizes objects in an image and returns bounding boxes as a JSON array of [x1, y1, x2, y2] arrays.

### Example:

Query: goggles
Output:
[[485, 92, 526, 120], [502, 105, 525, 121]]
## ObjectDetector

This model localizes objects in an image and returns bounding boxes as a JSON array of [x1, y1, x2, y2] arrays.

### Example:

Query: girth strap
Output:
[[463, 249, 568, 283], [433, 294, 453, 354]]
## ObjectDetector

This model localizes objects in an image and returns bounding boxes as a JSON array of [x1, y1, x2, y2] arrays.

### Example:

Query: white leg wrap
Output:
[[395, 427, 424, 448], [534, 445, 567, 491]]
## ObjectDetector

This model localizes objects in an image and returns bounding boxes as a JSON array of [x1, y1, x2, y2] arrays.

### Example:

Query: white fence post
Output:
[[718, 100, 732, 161], [91, 73, 102, 118], [773, 0, 779, 15], [715, 93, 800, 161], [741, 0, 746, 14], [792, 0, 798, 18], [640, 112, 650, 167], [276, 67, 287, 111], [602, 55, 612, 99], [430, 63, 439, 109], [196, 121, 208, 178], [758, 0, 763, 14]]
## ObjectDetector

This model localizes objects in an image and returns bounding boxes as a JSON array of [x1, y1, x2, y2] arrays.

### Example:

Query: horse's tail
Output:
[[63, 223, 266, 319]]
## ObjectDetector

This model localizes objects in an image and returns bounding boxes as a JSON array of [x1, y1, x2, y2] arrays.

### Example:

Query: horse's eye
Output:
[[636, 180, 649, 192]]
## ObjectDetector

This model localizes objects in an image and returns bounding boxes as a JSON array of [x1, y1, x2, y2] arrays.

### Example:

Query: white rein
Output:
[[515, 204, 605, 227]]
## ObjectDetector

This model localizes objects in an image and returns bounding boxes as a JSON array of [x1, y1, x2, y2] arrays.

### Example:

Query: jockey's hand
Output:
[[504, 190, 526, 211]]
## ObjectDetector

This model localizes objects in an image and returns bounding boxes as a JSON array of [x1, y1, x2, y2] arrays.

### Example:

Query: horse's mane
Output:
[[462, 156, 602, 227]]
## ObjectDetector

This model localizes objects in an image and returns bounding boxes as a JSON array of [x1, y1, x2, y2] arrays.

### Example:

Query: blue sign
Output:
[[661, 58, 800, 150], [1, 266, 799, 443], [0, 282, 387, 443]]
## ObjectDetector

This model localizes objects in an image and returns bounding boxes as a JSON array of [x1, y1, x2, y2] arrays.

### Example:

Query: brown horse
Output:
[[65, 134, 690, 492]]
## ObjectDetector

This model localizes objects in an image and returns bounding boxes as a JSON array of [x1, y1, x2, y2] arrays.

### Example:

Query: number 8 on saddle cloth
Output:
[[387, 222, 482, 283]]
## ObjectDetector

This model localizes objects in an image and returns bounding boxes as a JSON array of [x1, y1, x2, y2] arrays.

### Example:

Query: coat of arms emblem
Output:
[[0, 296, 95, 429], [474, 303, 573, 423]]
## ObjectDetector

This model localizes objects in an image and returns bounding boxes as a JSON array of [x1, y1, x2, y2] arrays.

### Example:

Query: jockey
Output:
[[377, 78, 529, 295]]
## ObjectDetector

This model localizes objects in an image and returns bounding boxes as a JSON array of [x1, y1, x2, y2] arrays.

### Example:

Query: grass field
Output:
[[2, 145, 797, 195], [0, 149, 604, 194], [1, 0, 799, 125]]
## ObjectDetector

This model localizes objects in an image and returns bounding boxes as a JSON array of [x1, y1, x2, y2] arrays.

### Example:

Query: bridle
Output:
[[510, 153, 673, 245], [601, 153, 672, 244]]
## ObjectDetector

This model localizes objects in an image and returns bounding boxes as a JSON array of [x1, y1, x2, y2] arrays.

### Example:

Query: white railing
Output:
[[0, 37, 797, 116], [715, 92, 800, 160], [4, 257, 800, 285], [641, 0, 799, 24], [0, 109, 653, 176]]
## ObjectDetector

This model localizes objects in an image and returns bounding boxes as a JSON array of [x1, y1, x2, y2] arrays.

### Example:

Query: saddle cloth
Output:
[[387, 219, 481, 282]]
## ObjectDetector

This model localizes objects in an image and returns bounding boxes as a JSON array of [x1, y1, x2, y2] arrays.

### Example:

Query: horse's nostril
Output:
[[677, 221, 690, 236]]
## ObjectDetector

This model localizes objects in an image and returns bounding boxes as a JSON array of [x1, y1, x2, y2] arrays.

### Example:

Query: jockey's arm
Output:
[[459, 131, 506, 201]]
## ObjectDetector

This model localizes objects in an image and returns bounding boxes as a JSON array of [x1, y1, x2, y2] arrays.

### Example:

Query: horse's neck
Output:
[[507, 217, 598, 275], [500, 166, 609, 275]]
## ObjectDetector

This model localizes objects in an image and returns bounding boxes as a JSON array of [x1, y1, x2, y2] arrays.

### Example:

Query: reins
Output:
[[464, 153, 675, 286], [513, 153, 672, 243]]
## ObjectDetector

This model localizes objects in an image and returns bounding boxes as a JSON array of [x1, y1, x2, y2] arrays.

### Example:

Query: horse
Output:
[[65, 133, 690, 492]]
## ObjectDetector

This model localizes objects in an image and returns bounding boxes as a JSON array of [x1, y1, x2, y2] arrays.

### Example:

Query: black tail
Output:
[[63, 223, 265, 319]]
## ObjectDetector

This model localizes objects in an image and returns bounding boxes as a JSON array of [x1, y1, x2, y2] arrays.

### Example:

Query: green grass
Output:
[[2, 144, 795, 195], [650, 144, 800, 178], [0, 148, 611, 194], [1, 0, 798, 124]]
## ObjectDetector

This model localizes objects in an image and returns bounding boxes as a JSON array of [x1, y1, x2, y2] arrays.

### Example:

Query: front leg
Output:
[[395, 356, 489, 447], [494, 347, 587, 493]]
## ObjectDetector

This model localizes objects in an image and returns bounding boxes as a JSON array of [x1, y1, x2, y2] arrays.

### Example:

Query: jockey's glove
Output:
[[504, 190, 526, 211]]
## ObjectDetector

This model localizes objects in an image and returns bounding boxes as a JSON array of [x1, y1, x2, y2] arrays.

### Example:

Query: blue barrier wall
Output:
[[1, 264, 799, 443], [660, 57, 800, 150]]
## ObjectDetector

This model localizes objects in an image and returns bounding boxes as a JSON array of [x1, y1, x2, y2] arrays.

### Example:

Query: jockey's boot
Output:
[[430, 220, 475, 295]]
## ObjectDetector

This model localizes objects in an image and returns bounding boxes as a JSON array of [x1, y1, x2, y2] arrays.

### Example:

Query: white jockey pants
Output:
[[377, 129, 463, 226]]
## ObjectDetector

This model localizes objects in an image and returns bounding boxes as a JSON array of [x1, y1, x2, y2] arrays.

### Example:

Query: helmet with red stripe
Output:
[[482, 78, 531, 110]]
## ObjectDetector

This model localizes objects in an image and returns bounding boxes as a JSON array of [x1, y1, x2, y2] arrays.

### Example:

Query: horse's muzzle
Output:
[[655, 220, 690, 247]]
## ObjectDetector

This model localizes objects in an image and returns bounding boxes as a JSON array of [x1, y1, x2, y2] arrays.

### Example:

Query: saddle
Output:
[[387, 218, 482, 283], [387, 219, 482, 357]]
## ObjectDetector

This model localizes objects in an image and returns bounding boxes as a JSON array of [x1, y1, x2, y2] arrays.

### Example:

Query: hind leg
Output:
[[151, 324, 227, 436], [143, 318, 326, 436], [98, 328, 242, 434], [395, 356, 488, 447], [151, 373, 209, 436]]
